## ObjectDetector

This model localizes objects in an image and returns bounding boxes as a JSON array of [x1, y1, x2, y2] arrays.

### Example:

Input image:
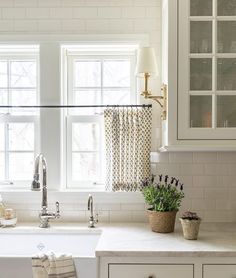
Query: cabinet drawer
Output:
[[203, 264, 236, 278], [109, 264, 193, 278]]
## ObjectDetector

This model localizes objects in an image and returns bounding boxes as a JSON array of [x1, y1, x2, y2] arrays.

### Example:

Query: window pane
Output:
[[217, 96, 236, 127], [0, 61, 7, 87], [103, 90, 130, 105], [9, 123, 34, 151], [72, 123, 99, 151], [10, 61, 36, 88], [218, 0, 236, 16], [11, 90, 37, 115], [218, 22, 236, 53], [72, 153, 100, 181], [190, 95, 212, 127], [190, 58, 212, 90], [217, 58, 236, 90], [104, 60, 130, 87], [190, 0, 212, 16], [73, 90, 101, 115], [9, 152, 34, 180], [190, 21, 212, 53], [0, 153, 4, 180], [75, 61, 101, 87], [0, 124, 4, 151]]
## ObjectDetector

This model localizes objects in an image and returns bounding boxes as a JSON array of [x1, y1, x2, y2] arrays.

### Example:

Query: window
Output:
[[0, 45, 39, 187], [64, 44, 137, 189]]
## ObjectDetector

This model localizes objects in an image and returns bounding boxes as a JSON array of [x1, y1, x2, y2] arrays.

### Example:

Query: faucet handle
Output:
[[55, 201, 60, 217]]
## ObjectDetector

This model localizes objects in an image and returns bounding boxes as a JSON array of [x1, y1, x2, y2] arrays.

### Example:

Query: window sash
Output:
[[65, 52, 136, 189], [0, 52, 39, 188]]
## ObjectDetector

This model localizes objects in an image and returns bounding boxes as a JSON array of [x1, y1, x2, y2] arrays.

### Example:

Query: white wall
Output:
[[0, 0, 235, 223]]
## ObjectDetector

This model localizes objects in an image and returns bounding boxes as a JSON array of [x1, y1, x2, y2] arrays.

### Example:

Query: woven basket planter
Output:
[[179, 218, 201, 240], [147, 210, 177, 233]]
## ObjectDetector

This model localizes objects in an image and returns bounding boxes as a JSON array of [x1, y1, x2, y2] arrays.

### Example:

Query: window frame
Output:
[[0, 50, 40, 189], [0, 34, 149, 195], [64, 49, 137, 190]]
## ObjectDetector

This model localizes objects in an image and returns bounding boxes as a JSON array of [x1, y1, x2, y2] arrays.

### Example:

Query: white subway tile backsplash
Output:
[[38, 0, 61, 7], [204, 163, 229, 176], [98, 7, 121, 18], [122, 7, 145, 18], [0, 0, 14, 7], [110, 211, 133, 222], [14, 0, 37, 7], [72, 7, 98, 18], [217, 152, 236, 163], [38, 20, 61, 31], [180, 164, 204, 176], [50, 8, 73, 19], [26, 8, 50, 19], [204, 188, 228, 200], [193, 176, 218, 187], [2, 7, 26, 19], [146, 7, 160, 18], [193, 152, 217, 163], [62, 19, 85, 31], [0, 20, 14, 31], [85, 19, 109, 32], [108, 19, 134, 33], [169, 152, 193, 163], [156, 163, 181, 176]]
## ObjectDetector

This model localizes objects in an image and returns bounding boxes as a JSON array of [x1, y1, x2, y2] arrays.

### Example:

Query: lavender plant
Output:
[[142, 174, 184, 212]]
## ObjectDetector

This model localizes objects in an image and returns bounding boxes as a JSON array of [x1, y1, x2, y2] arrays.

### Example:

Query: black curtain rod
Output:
[[0, 104, 152, 108]]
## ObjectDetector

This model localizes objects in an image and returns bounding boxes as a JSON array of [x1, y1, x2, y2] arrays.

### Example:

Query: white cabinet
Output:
[[203, 264, 236, 278], [161, 0, 236, 150], [109, 264, 193, 278]]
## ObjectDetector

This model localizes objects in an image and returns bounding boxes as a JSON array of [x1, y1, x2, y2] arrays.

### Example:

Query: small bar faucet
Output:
[[31, 153, 60, 228], [88, 194, 98, 228]]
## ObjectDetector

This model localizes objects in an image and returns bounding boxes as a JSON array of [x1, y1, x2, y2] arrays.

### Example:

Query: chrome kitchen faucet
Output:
[[31, 153, 60, 228]]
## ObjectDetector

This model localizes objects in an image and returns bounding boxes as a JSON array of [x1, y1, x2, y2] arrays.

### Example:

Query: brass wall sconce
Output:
[[136, 47, 167, 120]]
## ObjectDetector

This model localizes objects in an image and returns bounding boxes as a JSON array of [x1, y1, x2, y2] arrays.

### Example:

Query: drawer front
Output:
[[203, 264, 236, 278], [109, 264, 193, 278]]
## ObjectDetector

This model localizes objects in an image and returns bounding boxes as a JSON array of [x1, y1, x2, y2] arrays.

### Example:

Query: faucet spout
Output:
[[87, 194, 98, 228], [31, 153, 60, 228]]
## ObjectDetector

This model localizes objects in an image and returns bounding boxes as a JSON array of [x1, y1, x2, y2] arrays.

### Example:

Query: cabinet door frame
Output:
[[178, 0, 236, 140]]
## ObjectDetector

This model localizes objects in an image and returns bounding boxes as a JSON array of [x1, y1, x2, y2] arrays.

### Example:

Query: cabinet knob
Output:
[[148, 276, 155, 278]]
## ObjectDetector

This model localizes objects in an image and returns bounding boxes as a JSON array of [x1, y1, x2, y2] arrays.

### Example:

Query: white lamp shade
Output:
[[136, 47, 159, 77]]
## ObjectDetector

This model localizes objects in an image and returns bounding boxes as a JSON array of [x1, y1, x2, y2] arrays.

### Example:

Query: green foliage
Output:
[[142, 175, 184, 212]]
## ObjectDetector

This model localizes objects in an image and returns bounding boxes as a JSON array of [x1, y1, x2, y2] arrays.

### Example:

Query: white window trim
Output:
[[65, 50, 137, 190], [0, 34, 149, 202], [0, 50, 40, 188]]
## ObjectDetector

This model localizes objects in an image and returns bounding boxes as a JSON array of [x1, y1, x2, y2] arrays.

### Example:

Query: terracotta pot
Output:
[[147, 210, 177, 233], [179, 218, 201, 240]]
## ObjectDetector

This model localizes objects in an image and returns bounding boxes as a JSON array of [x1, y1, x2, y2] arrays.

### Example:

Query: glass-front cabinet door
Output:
[[178, 0, 236, 139]]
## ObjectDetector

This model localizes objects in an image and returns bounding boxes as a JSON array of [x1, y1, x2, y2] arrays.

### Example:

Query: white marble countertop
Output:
[[1, 222, 236, 257], [95, 223, 236, 257]]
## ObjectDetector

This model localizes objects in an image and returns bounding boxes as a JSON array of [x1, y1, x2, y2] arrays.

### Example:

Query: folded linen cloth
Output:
[[32, 251, 77, 278]]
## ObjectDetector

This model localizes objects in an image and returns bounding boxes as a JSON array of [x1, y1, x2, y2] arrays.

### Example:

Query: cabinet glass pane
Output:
[[190, 96, 212, 127], [217, 96, 236, 127], [218, 0, 236, 16], [217, 58, 236, 90], [218, 22, 236, 53], [190, 59, 212, 90], [190, 0, 212, 16], [190, 21, 212, 53]]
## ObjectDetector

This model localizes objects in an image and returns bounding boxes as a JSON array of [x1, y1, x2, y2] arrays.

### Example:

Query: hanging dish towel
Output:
[[32, 251, 77, 278]]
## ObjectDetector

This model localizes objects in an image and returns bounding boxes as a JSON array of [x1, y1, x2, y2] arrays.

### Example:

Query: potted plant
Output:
[[142, 175, 184, 233], [179, 211, 201, 240]]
